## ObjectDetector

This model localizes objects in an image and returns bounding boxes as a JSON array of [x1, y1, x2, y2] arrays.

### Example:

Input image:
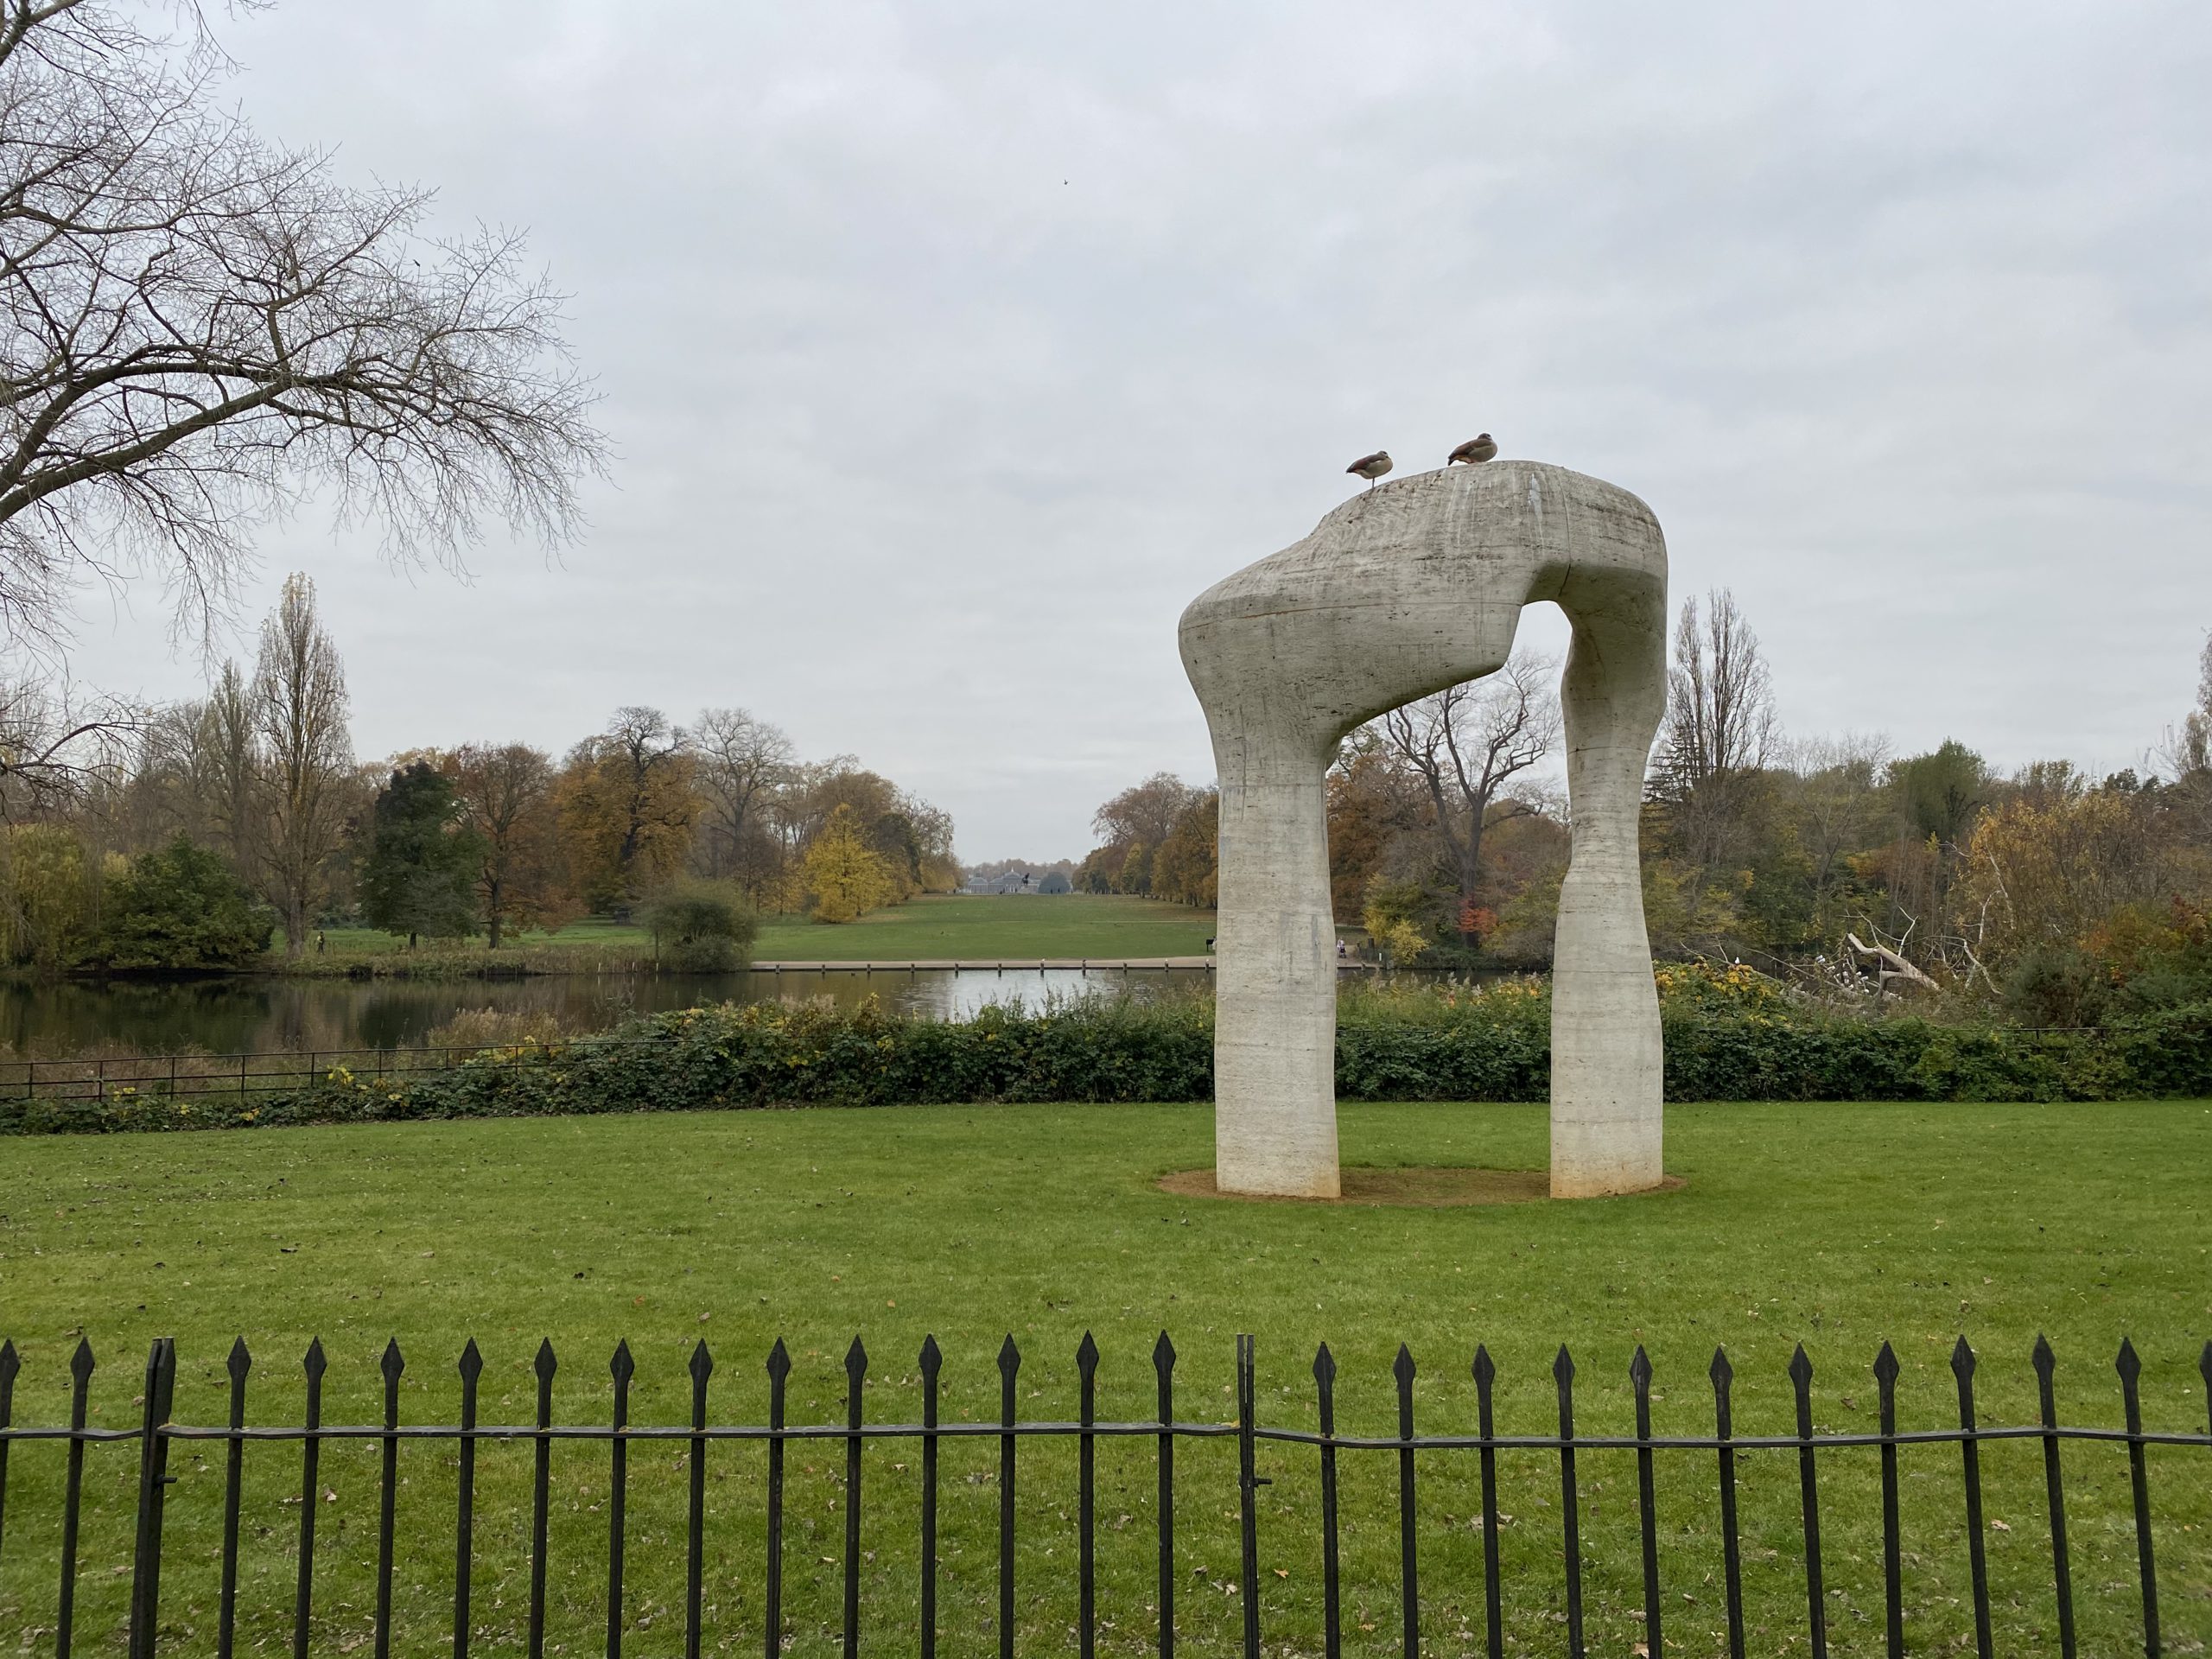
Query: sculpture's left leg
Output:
[[1208, 728, 1342, 1198], [1551, 570, 1669, 1196]]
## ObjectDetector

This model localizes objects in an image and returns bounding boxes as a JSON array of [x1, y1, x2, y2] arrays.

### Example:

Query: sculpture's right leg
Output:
[[1549, 573, 1669, 1197], [1211, 729, 1341, 1198]]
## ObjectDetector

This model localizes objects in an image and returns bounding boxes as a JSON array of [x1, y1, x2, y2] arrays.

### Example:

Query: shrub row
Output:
[[5, 986, 2209, 1136]]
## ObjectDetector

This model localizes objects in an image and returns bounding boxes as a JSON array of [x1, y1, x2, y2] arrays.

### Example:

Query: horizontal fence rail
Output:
[[0, 1040, 658, 1105], [0, 1332, 2204, 1656]]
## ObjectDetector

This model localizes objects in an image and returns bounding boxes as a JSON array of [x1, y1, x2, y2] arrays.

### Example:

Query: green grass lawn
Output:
[[298, 895, 1216, 970], [747, 893, 1217, 961], [3, 1102, 2206, 1654], [308, 918, 657, 957]]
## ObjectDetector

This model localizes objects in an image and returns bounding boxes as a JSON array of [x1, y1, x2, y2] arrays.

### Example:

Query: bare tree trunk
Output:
[[1376, 654, 1558, 947], [1459, 812, 1486, 939], [1847, 931, 1939, 992]]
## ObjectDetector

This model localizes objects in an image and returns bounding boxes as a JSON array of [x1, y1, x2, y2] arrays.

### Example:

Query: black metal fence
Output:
[[0, 1041, 632, 1104], [0, 1331, 2205, 1658]]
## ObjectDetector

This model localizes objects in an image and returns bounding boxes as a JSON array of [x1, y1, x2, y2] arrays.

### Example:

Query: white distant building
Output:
[[963, 870, 1036, 894], [962, 869, 1071, 895]]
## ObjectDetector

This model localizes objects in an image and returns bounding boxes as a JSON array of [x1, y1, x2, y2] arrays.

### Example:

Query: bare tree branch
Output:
[[0, 667, 137, 816], [685, 706, 796, 890], [0, 0, 603, 652], [1372, 651, 1560, 938]]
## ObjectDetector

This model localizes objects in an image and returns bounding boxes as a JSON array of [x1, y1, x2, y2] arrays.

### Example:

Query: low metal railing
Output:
[[0, 1040, 645, 1104], [0, 1330, 2203, 1657]]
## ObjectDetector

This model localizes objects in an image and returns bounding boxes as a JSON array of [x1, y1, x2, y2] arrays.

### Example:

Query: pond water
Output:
[[0, 966, 1213, 1060]]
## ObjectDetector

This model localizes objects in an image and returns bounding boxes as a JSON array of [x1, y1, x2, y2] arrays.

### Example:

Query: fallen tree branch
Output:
[[1846, 931, 1939, 992]]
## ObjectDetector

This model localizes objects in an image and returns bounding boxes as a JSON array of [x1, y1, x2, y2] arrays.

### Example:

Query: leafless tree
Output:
[[767, 752, 859, 857], [687, 706, 795, 887], [1375, 652, 1560, 938], [0, 0, 604, 652], [2155, 630, 2212, 848], [1657, 589, 1777, 788], [197, 657, 256, 868], [250, 571, 350, 951], [0, 671, 134, 815], [81, 692, 209, 851], [1652, 588, 1780, 873]]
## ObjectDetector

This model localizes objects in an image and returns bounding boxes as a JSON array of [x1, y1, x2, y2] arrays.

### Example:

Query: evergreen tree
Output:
[[82, 836, 273, 971], [359, 763, 483, 947]]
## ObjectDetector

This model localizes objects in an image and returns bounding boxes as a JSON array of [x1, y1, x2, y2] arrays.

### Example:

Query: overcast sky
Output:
[[65, 1, 2212, 861]]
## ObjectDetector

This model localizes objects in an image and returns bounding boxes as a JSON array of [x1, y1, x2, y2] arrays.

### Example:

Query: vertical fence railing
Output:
[[1313, 1342, 1339, 1659], [124, 1337, 174, 1659], [918, 1334, 942, 1659], [605, 1338, 632, 1659], [2033, 1334, 2077, 1659], [1471, 1344, 1501, 1659], [0, 1341, 16, 1595], [995, 1334, 1017, 1659], [1235, 1332, 1262, 1658], [1875, 1340, 1904, 1657], [1710, 1346, 1747, 1657], [290, 1338, 324, 1659], [217, 1339, 247, 1659], [55, 1338, 91, 1659], [1076, 1332, 1098, 1659], [762, 1338, 788, 1659], [842, 1337, 864, 1658], [376, 1339, 402, 1659], [0, 1331, 2206, 1656], [1552, 1344, 1583, 1659], [685, 1338, 711, 1659], [526, 1340, 553, 1659], [1789, 1342, 1826, 1656], [1154, 1332, 1176, 1659]]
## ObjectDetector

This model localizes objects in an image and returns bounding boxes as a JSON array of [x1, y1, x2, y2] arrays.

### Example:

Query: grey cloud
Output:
[[65, 0, 2212, 855]]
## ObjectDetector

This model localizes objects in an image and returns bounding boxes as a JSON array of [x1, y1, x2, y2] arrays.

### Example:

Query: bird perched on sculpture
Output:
[[1448, 434, 1497, 466], [1345, 449, 1392, 487]]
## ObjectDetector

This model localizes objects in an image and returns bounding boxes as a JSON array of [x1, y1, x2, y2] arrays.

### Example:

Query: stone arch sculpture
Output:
[[1179, 459, 1669, 1199]]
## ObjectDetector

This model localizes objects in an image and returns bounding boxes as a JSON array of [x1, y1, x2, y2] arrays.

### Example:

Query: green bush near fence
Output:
[[6, 965, 2211, 1135]]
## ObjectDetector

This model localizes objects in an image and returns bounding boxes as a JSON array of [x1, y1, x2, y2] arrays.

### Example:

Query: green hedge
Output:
[[5, 988, 2209, 1137]]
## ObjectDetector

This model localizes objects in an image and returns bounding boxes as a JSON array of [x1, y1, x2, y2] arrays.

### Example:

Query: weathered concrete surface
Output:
[[1179, 460, 1669, 1198]]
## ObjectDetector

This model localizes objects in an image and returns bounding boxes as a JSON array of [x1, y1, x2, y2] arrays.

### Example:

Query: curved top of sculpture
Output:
[[1179, 459, 1665, 758]]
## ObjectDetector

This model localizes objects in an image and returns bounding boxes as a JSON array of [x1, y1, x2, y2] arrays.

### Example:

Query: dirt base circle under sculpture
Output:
[[1158, 1167, 1688, 1208]]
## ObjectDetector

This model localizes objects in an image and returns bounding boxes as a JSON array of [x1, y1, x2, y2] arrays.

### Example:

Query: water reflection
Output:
[[0, 966, 1213, 1059]]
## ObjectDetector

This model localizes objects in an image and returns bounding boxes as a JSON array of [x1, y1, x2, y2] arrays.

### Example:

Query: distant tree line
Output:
[[1079, 594, 2212, 1020], [0, 577, 958, 971], [1074, 775, 1219, 906]]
